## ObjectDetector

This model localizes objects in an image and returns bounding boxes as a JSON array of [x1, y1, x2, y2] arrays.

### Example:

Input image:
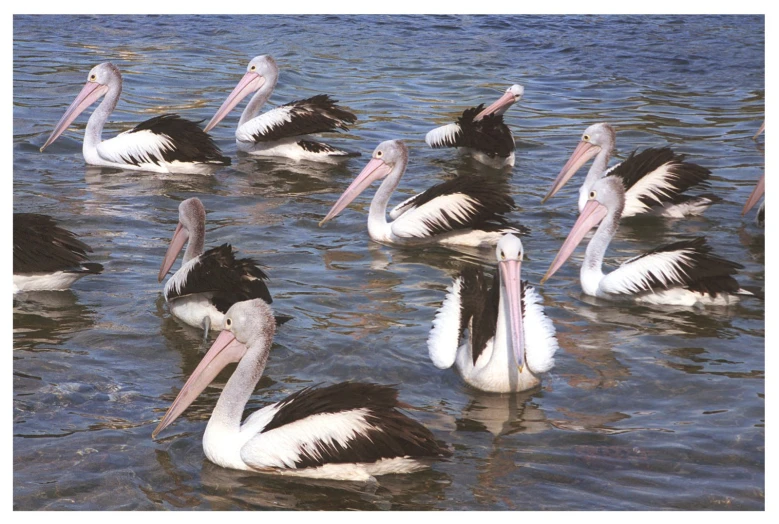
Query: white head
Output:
[[204, 55, 280, 132], [319, 140, 408, 225], [157, 197, 206, 282], [476, 83, 524, 119]]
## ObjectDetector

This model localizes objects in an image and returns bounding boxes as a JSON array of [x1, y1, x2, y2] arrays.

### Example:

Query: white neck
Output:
[[239, 76, 278, 129], [578, 147, 612, 212], [581, 208, 619, 296], [182, 224, 205, 263], [367, 158, 407, 243], [83, 82, 121, 164]]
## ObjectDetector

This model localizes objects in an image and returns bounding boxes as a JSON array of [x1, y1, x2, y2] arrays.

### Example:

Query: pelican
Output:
[[428, 234, 557, 393], [204, 55, 358, 162], [743, 123, 765, 226], [158, 198, 287, 337], [542, 123, 718, 217], [426, 84, 523, 168], [13, 213, 103, 293], [40, 63, 230, 174], [542, 177, 752, 306], [152, 299, 451, 481], [319, 140, 527, 247]]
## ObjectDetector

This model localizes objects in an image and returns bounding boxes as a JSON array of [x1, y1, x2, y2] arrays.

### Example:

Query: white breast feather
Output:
[[426, 123, 462, 148], [97, 129, 175, 165], [163, 256, 201, 299], [521, 285, 557, 374], [237, 106, 296, 142], [623, 164, 678, 216], [427, 277, 463, 369], [600, 248, 693, 295], [389, 194, 420, 220], [240, 409, 374, 470], [391, 193, 479, 238]]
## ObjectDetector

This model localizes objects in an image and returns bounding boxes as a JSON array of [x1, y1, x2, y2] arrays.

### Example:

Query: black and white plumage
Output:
[[158, 198, 283, 336], [13, 213, 103, 293], [204, 55, 358, 162], [40, 62, 230, 174], [319, 139, 528, 248], [152, 299, 451, 481], [542, 176, 752, 306], [428, 234, 557, 392], [542, 123, 718, 217], [426, 84, 523, 168]]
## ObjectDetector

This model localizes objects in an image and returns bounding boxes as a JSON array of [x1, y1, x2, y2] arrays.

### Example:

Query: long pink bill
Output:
[[318, 158, 392, 226], [204, 71, 265, 132], [475, 91, 517, 120], [541, 199, 608, 284], [742, 174, 765, 216], [40, 81, 108, 152], [753, 122, 765, 140], [158, 222, 189, 282], [541, 141, 601, 204], [499, 259, 525, 372], [152, 330, 247, 438]]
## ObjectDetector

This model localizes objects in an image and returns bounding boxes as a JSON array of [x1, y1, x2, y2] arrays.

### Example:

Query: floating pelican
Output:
[[426, 84, 523, 168], [743, 123, 765, 226], [204, 55, 358, 162], [40, 62, 230, 174], [152, 299, 451, 481], [13, 213, 103, 293], [542, 123, 718, 217], [428, 234, 557, 392], [319, 140, 527, 247], [158, 198, 286, 337], [542, 177, 752, 306]]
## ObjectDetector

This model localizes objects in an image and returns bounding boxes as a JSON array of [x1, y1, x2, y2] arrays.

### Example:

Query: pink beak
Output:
[[158, 222, 189, 282], [475, 90, 518, 120], [499, 258, 525, 371], [742, 173, 765, 216], [753, 122, 765, 140], [319, 157, 393, 226], [204, 71, 265, 132], [542, 140, 601, 204], [152, 329, 248, 438], [40, 81, 109, 152], [541, 199, 608, 284]]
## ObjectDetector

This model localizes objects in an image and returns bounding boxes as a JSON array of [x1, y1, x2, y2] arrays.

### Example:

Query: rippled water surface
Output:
[[13, 14, 765, 510]]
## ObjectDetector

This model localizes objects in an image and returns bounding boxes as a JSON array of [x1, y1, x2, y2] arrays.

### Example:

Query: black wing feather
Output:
[[607, 148, 711, 208], [13, 213, 103, 275], [166, 244, 272, 311], [251, 95, 357, 143], [127, 114, 230, 166], [261, 383, 451, 469]]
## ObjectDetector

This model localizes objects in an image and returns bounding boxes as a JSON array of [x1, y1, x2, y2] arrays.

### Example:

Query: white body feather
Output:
[[13, 272, 89, 293]]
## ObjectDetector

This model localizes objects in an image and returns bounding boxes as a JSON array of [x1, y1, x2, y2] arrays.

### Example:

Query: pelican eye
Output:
[[500, 251, 506, 260], [589, 190, 597, 199], [376, 150, 383, 158], [225, 318, 233, 328], [90, 74, 96, 81], [250, 65, 256, 71], [583, 134, 590, 141]]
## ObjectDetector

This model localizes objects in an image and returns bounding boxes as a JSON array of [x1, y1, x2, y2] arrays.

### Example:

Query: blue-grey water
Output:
[[13, 15, 764, 510]]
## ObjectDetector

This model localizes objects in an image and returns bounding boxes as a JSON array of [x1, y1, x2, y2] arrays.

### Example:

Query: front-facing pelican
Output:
[[426, 84, 524, 168], [427, 234, 557, 392], [204, 55, 358, 162], [158, 198, 282, 337], [542, 177, 753, 306], [41, 63, 230, 174], [319, 140, 527, 247], [542, 123, 717, 217], [152, 299, 451, 481]]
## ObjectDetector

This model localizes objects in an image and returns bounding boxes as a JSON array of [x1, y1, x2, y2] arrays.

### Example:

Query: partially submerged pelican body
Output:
[[426, 85, 524, 168], [543, 123, 718, 218], [320, 140, 528, 248], [41, 62, 229, 174], [543, 177, 753, 307], [205, 55, 358, 163], [152, 299, 451, 481], [428, 234, 557, 393]]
